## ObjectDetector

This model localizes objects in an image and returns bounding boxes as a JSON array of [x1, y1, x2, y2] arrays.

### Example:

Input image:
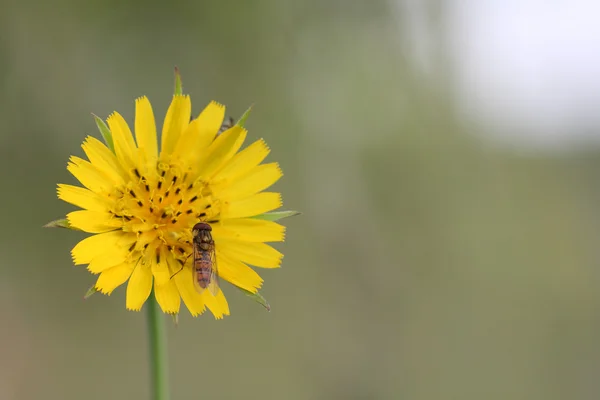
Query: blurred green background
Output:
[[2, 1, 600, 399]]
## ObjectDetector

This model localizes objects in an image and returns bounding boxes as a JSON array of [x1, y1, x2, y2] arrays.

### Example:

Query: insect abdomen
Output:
[[194, 253, 212, 288]]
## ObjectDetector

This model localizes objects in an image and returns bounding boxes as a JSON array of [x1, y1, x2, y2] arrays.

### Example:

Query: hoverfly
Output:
[[217, 116, 235, 135], [191, 222, 219, 296]]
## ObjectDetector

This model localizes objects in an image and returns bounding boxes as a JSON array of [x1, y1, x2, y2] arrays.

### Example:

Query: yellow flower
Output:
[[58, 95, 285, 318]]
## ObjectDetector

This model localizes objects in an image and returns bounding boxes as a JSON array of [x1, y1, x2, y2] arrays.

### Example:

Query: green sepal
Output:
[[84, 285, 97, 299], [43, 218, 81, 230], [174, 67, 183, 96], [92, 114, 115, 153], [237, 287, 271, 312], [252, 210, 301, 222], [236, 105, 254, 128]]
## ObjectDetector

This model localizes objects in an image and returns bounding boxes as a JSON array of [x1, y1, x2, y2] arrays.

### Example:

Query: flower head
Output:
[[57, 91, 286, 318]]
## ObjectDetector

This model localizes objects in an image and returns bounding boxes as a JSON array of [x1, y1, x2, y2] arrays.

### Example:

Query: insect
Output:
[[191, 222, 219, 296], [217, 116, 235, 135]]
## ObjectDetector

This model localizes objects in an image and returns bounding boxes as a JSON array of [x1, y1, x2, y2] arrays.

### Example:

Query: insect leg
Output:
[[169, 253, 191, 280]]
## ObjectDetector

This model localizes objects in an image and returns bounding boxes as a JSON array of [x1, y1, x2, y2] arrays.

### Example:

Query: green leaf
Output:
[[92, 114, 115, 153], [43, 218, 81, 230], [237, 287, 271, 312], [84, 285, 97, 299], [252, 210, 301, 222], [236, 104, 254, 128], [174, 66, 183, 96]]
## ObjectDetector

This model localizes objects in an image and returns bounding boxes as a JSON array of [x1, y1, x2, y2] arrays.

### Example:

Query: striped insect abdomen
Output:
[[194, 251, 213, 289]]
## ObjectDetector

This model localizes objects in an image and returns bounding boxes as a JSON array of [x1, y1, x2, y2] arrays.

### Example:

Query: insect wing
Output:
[[207, 245, 220, 297]]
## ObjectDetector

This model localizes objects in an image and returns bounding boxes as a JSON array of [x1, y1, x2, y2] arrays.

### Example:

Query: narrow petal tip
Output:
[[84, 286, 97, 300], [174, 67, 183, 95], [43, 218, 77, 230]]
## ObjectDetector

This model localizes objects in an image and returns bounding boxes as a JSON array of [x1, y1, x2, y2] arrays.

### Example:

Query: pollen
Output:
[[111, 164, 219, 263]]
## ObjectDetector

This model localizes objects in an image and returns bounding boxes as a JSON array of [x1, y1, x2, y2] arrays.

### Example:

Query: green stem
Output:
[[147, 291, 170, 400]]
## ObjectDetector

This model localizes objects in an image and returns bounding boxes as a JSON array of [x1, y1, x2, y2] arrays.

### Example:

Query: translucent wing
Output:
[[207, 244, 220, 297]]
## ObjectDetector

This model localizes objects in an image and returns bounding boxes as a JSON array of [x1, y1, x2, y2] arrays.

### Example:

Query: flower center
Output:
[[110, 163, 220, 265]]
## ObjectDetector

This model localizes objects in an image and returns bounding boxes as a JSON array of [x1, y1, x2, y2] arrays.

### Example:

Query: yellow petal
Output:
[[220, 192, 282, 219], [217, 240, 283, 268], [71, 231, 135, 265], [212, 218, 285, 242], [67, 210, 122, 233], [134, 96, 158, 163], [202, 288, 230, 319], [154, 278, 181, 314], [126, 264, 153, 311], [216, 250, 263, 292], [170, 117, 201, 163], [107, 112, 137, 173], [87, 246, 130, 274], [213, 138, 271, 183], [172, 257, 206, 317], [67, 156, 114, 193], [195, 101, 225, 146], [216, 163, 282, 200], [161, 95, 191, 156], [95, 262, 135, 294], [196, 126, 247, 181], [82, 136, 127, 184], [151, 246, 172, 286], [172, 101, 225, 164], [57, 184, 108, 212]]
